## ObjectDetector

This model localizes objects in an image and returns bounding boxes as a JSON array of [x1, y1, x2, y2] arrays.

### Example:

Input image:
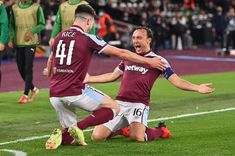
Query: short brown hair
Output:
[[75, 4, 97, 18], [134, 26, 153, 40]]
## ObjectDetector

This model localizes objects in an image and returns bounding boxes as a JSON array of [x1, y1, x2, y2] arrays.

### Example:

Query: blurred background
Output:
[[2, 0, 235, 59]]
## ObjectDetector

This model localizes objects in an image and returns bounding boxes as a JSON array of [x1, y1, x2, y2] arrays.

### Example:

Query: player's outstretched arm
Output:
[[103, 45, 166, 71], [168, 74, 215, 94], [84, 68, 122, 84], [43, 53, 53, 77]]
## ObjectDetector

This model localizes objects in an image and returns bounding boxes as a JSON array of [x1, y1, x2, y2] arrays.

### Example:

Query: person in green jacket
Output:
[[49, 0, 96, 46], [8, 0, 45, 104], [0, 0, 8, 86]]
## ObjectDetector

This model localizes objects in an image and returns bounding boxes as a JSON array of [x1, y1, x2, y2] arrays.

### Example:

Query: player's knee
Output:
[[129, 133, 145, 142], [91, 132, 106, 141]]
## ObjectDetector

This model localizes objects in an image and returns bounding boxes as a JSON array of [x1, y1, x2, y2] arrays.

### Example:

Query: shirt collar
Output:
[[137, 49, 153, 56], [70, 25, 84, 32]]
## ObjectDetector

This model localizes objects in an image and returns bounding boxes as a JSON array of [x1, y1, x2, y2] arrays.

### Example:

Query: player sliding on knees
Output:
[[43, 5, 167, 149], [83, 26, 215, 142]]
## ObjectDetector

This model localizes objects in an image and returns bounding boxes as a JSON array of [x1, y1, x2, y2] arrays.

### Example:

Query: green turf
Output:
[[0, 71, 235, 156]]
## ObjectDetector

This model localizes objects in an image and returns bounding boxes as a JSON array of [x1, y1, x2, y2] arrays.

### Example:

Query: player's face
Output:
[[132, 29, 151, 54]]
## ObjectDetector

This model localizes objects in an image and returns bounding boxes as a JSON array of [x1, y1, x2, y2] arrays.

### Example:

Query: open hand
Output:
[[197, 83, 215, 94], [148, 57, 166, 71]]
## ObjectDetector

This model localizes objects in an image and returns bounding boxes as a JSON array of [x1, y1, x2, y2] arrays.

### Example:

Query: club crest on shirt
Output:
[[125, 65, 148, 74]]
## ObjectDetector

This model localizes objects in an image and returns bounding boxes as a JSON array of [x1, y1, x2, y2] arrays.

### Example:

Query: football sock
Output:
[[144, 127, 163, 141], [77, 108, 114, 130], [61, 128, 74, 145], [108, 127, 130, 139], [107, 129, 123, 139]]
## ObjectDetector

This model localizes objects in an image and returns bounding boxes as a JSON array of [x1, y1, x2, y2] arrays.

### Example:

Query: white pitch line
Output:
[[0, 149, 27, 156], [147, 107, 235, 122], [0, 107, 235, 146]]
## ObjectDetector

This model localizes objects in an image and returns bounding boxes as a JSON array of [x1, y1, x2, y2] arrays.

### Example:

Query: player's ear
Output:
[[148, 38, 152, 44], [87, 18, 91, 26]]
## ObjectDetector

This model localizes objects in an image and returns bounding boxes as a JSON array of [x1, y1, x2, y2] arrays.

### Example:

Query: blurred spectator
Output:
[[170, 12, 186, 50], [205, 1, 216, 14], [160, 0, 172, 14], [42, 0, 58, 18], [183, 0, 196, 11], [139, 12, 148, 26], [212, 6, 226, 49], [148, 7, 162, 50], [40, 0, 59, 45], [97, 9, 116, 41], [120, 25, 133, 49], [225, 7, 235, 55]]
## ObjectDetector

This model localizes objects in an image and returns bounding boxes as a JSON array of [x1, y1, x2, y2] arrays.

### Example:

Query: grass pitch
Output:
[[0, 72, 235, 156]]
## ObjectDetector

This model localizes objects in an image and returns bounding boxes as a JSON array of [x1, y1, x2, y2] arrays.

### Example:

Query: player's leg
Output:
[[24, 46, 39, 102], [145, 122, 171, 141], [15, 47, 26, 81], [124, 102, 171, 141], [67, 85, 120, 145], [16, 47, 28, 103], [129, 122, 146, 141], [72, 85, 120, 130], [24, 46, 36, 96], [46, 97, 77, 149], [92, 105, 128, 141], [91, 125, 112, 141], [126, 102, 149, 142]]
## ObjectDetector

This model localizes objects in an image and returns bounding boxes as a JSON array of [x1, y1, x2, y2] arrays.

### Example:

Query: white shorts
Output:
[[103, 100, 149, 132], [50, 85, 104, 128]]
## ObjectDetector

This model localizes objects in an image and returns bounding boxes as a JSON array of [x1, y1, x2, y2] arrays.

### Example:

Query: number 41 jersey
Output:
[[50, 25, 107, 97]]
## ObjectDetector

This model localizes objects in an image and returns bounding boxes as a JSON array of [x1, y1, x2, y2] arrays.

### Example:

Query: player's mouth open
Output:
[[135, 45, 141, 51]]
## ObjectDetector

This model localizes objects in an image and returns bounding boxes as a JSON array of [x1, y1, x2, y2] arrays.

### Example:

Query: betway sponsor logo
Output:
[[125, 65, 148, 74]]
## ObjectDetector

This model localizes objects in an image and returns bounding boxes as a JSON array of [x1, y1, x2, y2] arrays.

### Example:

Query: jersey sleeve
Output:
[[87, 34, 108, 54], [161, 57, 174, 79], [31, 6, 45, 34], [0, 5, 8, 44], [116, 61, 124, 73]]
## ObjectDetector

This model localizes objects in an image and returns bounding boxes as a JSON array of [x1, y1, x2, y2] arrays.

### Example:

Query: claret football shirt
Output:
[[50, 25, 108, 97], [115, 51, 174, 106]]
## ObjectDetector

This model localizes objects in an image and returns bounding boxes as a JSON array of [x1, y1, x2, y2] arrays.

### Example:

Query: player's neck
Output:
[[73, 21, 88, 32]]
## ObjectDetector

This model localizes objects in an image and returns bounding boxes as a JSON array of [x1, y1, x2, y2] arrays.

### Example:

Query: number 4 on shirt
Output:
[[55, 40, 75, 65]]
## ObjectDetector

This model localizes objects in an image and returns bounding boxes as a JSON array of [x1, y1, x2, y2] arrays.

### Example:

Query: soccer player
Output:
[[44, 4, 167, 149], [0, 0, 8, 86], [8, 0, 45, 103], [49, 0, 95, 46], [84, 26, 215, 142]]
